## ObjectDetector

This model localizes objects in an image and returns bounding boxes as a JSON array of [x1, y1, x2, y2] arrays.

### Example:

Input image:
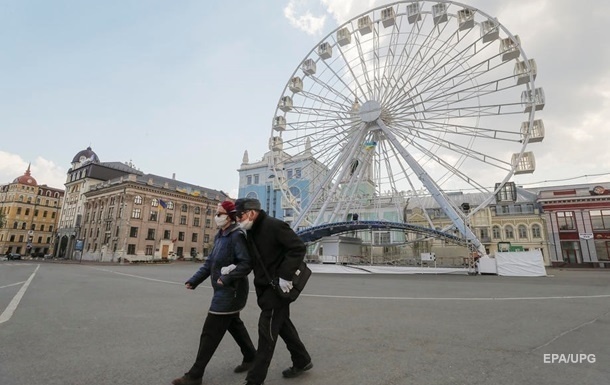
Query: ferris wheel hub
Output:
[[359, 100, 382, 122]]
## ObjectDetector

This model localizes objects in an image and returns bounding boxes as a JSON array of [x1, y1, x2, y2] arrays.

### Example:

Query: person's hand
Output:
[[279, 278, 293, 293], [221, 264, 237, 275], [185, 283, 194, 290], [217, 278, 224, 286]]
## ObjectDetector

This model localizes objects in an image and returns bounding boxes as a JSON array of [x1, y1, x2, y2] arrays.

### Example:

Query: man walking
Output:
[[234, 198, 312, 385]]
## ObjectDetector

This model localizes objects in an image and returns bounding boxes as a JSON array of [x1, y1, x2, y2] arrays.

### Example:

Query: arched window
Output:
[[246, 192, 258, 199], [134, 196, 143, 205], [518, 225, 528, 239], [181, 204, 188, 212], [21, 223, 27, 230], [505, 225, 514, 239], [27, 197, 32, 203], [151, 199, 159, 207], [532, 224, 542, 238], [13, 222, 18, 229], [492, 225, 501, 239], [19, 195, 24, 202], [46, 191, 51, 196], [194, 206, 201, 215], [167, 201, 174, 210], [40, 224, 45, 231]]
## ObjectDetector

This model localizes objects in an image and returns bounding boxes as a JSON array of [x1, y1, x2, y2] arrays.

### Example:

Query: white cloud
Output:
[[284, 0, 327, 35], [0, 151, 66, 189]]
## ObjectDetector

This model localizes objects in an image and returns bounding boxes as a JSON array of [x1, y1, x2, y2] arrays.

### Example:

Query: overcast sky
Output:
[[2, 0, 609, 197]]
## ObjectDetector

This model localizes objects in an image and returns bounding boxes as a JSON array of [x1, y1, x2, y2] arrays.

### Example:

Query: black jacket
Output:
[[186, 223, 252, 314], [245, 210, 306, 309]]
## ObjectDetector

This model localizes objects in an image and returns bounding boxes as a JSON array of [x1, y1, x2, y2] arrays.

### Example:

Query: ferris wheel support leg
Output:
[[375, 118, 487, 257]]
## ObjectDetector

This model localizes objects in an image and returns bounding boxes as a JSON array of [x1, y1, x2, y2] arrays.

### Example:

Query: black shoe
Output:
[[234, 360, 253, 373], [171, 374, 202, 385], [282, 362, 313, 378]]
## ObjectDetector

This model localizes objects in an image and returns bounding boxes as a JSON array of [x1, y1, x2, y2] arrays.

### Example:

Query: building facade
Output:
[[537, 183, 610, 267], [0, 165, 64, 256], [56, 147, 144, 258], [80, 173, 228, 262]]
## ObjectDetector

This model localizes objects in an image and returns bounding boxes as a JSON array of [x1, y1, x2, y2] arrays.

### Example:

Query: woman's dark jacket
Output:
[[186, 223, 252, 314], [245, 210, 306, 310]]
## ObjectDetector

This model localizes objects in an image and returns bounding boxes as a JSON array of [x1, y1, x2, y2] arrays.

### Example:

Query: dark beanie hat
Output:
[[235, 198, 261, 212]]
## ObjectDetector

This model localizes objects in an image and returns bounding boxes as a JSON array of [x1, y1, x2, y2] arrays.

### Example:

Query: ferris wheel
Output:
[[270, 0, 544, 252]]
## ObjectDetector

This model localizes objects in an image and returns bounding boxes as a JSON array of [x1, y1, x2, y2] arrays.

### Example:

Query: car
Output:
[[6, 253, 22, 260]]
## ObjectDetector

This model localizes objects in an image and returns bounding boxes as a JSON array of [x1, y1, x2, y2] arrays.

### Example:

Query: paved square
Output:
[[1, 261, 608, 385]]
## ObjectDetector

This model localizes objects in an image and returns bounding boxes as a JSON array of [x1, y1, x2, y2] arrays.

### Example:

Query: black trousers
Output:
[[245, 303, 311, 384], [187, 312, 256, 379]]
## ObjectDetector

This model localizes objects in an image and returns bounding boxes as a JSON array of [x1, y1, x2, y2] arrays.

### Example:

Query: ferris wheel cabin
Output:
[[512, 152, 536, 174], [521, 119, 545, 143], [407, 3, 422, 24]]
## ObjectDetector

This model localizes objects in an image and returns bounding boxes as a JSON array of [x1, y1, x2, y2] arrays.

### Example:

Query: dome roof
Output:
[[72, 146, 100, 164], [13, 164, 38, 186]]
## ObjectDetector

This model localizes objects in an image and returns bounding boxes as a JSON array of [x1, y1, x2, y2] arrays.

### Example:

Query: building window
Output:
[[51, 212, 56, 219], [127, 244, 136, 255], [151, 199, 159, 207], [479, 228, 490, 241], [164, 230, 171, 240], [590, 209, 610, 230], [204, 234, 210, 243], [505, 225, 514, 239], [295, 168, 302, 178], [134, 196, 143, 204], [130, 227, 138, 237], [132, 208, 141, 219], [40, 224, 45, 231], [166, 201, 174, 210], [557, 212, 575, 230], [560, 241, 581, 264], [193, 217, 200, 227], [178, 232, 185, 241], [34, 209, 39, 216], [165, 213, 173, 223], [247, 175, 252, 185], [145, 245, 153, 256], [181, 204, 188, 212], [43, 211, 48, 217], [287, 169, 294, 179], [25, 208, 30, 215], [594, 240, 610, 261], [194, 207, 201, 215], [192, 233, 198, 242], [149, 210, 158, 221], [532, 224, 542, 238], [254, 174, 259, 184], [205, 219, 211, 228], [180, 215, 187, 225], [518, 225, 528, 239], [146, 229, 155, 240], [492, 226, 501, 239]]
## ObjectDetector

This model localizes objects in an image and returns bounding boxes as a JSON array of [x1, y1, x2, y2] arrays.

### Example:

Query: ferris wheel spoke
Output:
[[381, 13, 445, 106], [331, 37, 369, 101], [412, 58, 516, 111], [391, 121, 513, 171], [352, 31, 375, 99], [298, 90, 352, 112], [393, 118, 522, 142], [305, 73, 356, 106], [296, 124, 371, 227]]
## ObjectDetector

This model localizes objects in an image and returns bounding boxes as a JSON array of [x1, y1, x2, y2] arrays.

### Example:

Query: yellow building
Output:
[[0, 165, 64, 256]]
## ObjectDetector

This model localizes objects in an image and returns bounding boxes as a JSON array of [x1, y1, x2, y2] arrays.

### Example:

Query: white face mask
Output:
[[239, 216, 254, 230], [214, 214, 229, 228]]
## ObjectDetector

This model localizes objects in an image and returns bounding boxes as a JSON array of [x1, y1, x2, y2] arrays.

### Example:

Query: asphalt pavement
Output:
[[1, 261, 608, 385]]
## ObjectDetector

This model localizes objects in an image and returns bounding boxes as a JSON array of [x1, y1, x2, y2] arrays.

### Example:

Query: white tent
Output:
[[479, 250, 547, 277]]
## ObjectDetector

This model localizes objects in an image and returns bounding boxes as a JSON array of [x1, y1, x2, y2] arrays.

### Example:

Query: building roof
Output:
[[71, 146, 100, 164], [12, 164, 37, 186]]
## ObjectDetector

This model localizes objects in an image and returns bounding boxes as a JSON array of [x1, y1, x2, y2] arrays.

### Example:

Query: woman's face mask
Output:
[[214, 214, 229, 228]]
